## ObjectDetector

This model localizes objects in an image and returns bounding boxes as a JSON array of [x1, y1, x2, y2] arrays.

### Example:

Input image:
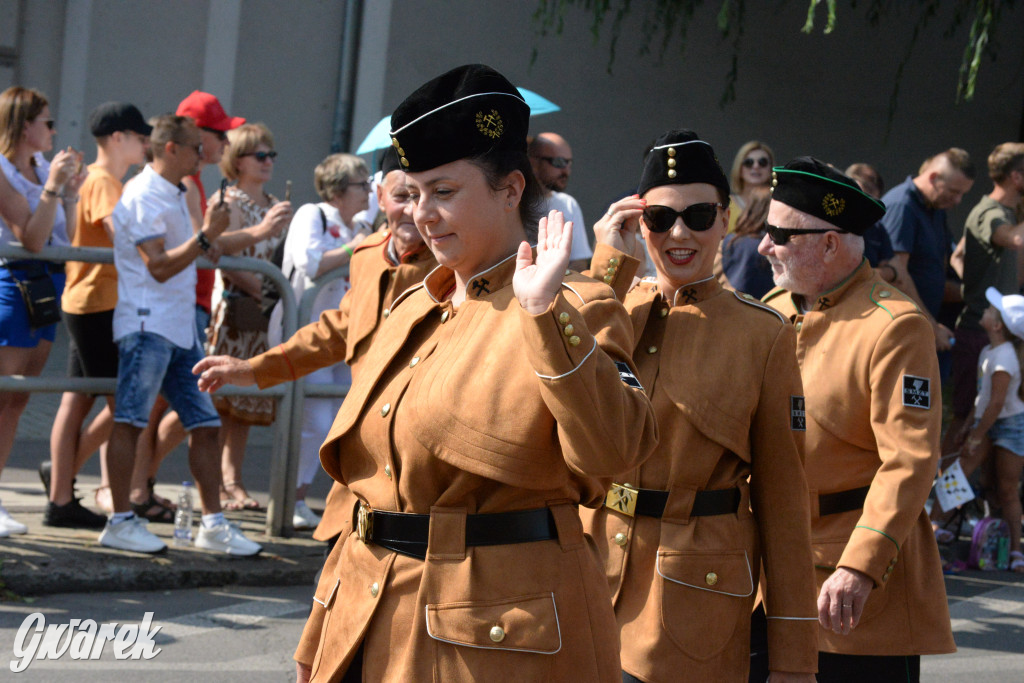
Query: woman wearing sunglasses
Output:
[[728, 140, 774, 233], [205, 122, 293, 512], [585, 130, 817, 682], [0, 86, 84, 536], [291, 64, 656, 683]]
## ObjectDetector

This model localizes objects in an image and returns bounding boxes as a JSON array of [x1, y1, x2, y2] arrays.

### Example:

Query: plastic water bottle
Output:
[[173, 482, 194, 547]]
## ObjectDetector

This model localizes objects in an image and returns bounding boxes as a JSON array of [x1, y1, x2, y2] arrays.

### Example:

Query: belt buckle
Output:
[[605, 482, 638, 517], [357, 503, 374, 543]]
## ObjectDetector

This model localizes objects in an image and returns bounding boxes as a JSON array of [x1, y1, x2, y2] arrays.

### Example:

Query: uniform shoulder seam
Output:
[[733, 290, 786, 322]]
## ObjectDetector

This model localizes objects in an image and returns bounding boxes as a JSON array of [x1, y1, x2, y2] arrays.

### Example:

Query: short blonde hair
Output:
[[988, 143, 1024, 184], [729, 141, 775, 196], [219, 122, 274, 181], [314, 153, 368, 201]]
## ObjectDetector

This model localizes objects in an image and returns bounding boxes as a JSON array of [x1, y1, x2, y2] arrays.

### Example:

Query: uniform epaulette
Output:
[[761, 286, 787, 303], [733, 290, 786, 323], [558, 273, 619, 307], [868, 282, 919, 320], [353, 230, 390, 254]]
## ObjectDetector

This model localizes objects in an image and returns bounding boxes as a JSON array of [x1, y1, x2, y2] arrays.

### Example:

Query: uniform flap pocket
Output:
[[657, 549, 754, 597], [312, 577, 340, 609], [425, 592, 561, 654]]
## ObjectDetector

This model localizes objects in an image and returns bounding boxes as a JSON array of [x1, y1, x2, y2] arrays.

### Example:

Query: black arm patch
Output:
[[615, 361, 644, 391], [791, 395, 806, 431]]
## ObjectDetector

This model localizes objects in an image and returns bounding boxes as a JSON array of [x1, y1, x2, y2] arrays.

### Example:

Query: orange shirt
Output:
[[62, 164, 122, 314]]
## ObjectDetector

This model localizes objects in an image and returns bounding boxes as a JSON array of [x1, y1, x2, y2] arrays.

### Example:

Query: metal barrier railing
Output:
[[0, 243, 339, 537]]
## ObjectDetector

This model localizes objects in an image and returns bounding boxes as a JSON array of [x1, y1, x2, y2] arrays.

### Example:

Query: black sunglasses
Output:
[[766, 224, 847, 246], [240, 150, 277, 162], [642, 203, 724, 233], [534, 155, 572, 169], [742, 157, 770, 168]]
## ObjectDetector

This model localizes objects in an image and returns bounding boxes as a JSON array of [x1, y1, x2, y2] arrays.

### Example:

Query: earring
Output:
[[508, 202, 513, 208]]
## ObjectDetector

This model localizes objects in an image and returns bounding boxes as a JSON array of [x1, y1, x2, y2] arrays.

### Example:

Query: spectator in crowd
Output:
[[759, 158, 955, 681], [879, 148, 975, 353], [528, 132, 592, 270], [45, 102, 151, 528], [845, 162, 901, 285], [584, 130, 817, 682], [276, 63, 656, 682], [194, 146, 436, 543], [205, 123, 291, 511], [115, 91, 245, 520], [718, 185, 774, 297], [263, 152, 370, 527], [944, 143, 1024, 460], [727, 140, 773, 233], [0, 86, 83, 536], [102, 114, 259, 555]]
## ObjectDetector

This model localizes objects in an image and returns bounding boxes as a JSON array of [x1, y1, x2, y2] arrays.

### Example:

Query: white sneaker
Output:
[[195, 522, 262, 556], [0, 505, 28, 534], [99, 516, 167, 553], [293, 501, 321, 530]]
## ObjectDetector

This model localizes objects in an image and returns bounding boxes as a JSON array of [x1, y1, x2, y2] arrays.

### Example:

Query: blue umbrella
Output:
[[355, 87, 561, 155]]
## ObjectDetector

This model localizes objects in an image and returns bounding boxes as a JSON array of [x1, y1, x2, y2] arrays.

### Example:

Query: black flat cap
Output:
[[770, 157, 886, 235], [89, 102, 152, 138], [637, 129, 730, 198], [379, 146, 401, 175], [389, 64, 529, 172]]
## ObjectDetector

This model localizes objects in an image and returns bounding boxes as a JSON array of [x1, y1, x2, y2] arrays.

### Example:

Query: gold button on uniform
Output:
[[564, 269, 572, 276], [659, 308, 668, 318], [489, 626, 505, 643], [441, 310, 450, 323], [608, 257, 619, 266], [558, 312, 570, 325], [795, 322, 803, 332], [563, 324, 575, 337], [647, 346, 658, 354], [568, 335, 581, 346], [381, 403, 391, 417], [384, 465, 392, 479], [613, 532, 627, 547], [879, 290, 891, 298], [370, 582, 379, 597], [603, 274, 613, 284], [705, 572, 718, 586], [606, 266, 616, 276], [410, 356, 420, 368], [382, 308, 390, 319]]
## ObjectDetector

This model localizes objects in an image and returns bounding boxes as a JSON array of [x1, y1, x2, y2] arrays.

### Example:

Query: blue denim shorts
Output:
[[114, 331, 220, 430], [0, 266, 65, 347], [983, 412, 1024, 457]]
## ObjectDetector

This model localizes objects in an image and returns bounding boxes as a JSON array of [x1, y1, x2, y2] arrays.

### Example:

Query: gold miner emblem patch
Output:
[[822, 193, 846, 217], [475, 110, 503, 139]]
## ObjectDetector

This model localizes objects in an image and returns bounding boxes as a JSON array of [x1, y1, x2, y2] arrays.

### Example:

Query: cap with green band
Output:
[[770, 156, 886, 235]]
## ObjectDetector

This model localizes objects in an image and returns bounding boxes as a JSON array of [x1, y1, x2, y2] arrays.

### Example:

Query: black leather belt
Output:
[[818, 485, 870, 516], [354, 504, 558, 560], [605, 484, 741, 518]]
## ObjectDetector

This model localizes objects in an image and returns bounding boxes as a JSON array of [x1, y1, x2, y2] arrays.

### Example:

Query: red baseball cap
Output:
[[176, 91, 245, 131]]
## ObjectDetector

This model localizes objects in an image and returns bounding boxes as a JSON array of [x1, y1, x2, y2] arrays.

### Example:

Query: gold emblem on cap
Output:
[[822, 193, 846, 217], [475, 109, 504, 139]]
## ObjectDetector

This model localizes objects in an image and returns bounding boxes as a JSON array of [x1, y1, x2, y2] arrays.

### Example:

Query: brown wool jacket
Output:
[[249, 230, 436, 545], [581, 264, 818, 682], [295, 252, 658, 682], [763, 259, 956, 656]]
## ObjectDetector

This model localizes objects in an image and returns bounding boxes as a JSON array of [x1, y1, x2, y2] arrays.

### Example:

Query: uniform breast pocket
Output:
[[656, 549, 754, 661], [426, 592, 560, 680]]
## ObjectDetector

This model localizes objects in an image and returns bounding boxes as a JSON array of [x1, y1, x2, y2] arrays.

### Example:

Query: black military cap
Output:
[[637, 129, 730, 198], [389, 64, 529, 172], [89, 102, 152, 138], [379, 146, 401, 175], [770, 157, 886, 235]]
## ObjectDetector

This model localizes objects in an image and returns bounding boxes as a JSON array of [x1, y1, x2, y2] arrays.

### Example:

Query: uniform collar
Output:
[[423, 249, 519, 303], [807, 259, 873, 312], [666, 275, 721, 307]]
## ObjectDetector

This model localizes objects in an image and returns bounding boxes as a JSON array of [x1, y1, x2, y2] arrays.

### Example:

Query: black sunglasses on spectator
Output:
[[534, 156, 572, 169], [743, 157, 770, 168], [240, 150, 278, 162], [642, 203, 724, 233], [766, 224, 847, 246]]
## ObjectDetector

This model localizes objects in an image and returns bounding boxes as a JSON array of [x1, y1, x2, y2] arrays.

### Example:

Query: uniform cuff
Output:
[[250, 345, 296, 390], [766, 616, 819, 674], [838, 524, 900, 587], [518, 291, 596, 380], [588, 243, 640, 300]]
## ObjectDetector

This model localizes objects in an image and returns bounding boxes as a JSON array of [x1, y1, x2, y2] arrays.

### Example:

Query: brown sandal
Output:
[[131, 494, 176, 523], [222, 481, 260, 510]]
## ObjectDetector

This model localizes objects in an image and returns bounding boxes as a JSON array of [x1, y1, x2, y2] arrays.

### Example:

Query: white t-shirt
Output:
[[975, 341, 1024, 419], [111, 164, 197, 349], [0, 153, 69, 252], [542, 191, 592, 261]]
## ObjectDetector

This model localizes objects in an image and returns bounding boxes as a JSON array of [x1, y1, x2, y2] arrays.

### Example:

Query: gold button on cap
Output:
[[391, 137, 400, 147], [659, 308, 668, 318], [647, 346, 658, 354], [667, 169, 677, 179], [613, 532, 627, 547], [384, 464, 392, 479], [568, 335, 581, 346], [667, 148, 676, 157], [563, 324, 575, 337], [381, 403, 391, 417], [558, 312, 570, 325], [370, 582, 379, 597], [667, 158, 677, 168], [489, 625, 505, 643], [705, 572, 718, 586], [400, 157, 409, 167]]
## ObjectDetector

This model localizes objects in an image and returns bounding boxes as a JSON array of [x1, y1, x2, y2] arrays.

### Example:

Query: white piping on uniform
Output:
[[423, 592, 562, 655], [534, 339, 597, 381], [656, 550, 755, 598]]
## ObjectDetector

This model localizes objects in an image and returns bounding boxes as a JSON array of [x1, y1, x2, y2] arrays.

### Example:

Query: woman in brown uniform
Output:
[[583, 130, 818, 682], [284, 65, 657, 682]]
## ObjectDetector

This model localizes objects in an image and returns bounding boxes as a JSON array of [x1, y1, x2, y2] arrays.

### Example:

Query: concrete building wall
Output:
[[2, 0, 1022, 228]]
